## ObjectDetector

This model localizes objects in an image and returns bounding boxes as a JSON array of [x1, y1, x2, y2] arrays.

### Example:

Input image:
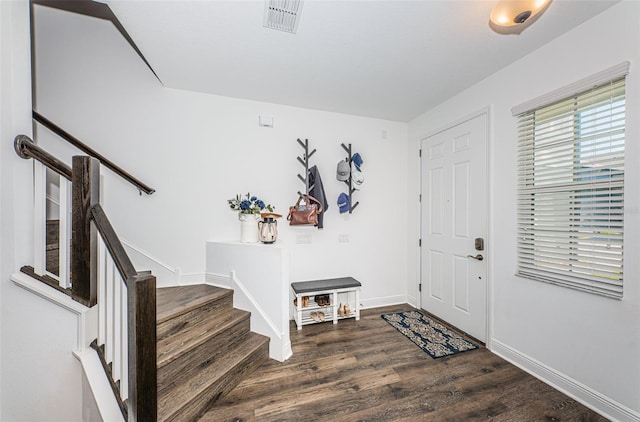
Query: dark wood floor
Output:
[[203, 304, 607, 421]]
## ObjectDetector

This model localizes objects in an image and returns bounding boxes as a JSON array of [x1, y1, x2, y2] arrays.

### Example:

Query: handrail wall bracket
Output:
[[14, 134, 32, 159], [14, 134, 73, 180]]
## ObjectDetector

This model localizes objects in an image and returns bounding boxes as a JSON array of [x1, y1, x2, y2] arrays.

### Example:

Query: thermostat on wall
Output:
[[259, 115, 274, 128]]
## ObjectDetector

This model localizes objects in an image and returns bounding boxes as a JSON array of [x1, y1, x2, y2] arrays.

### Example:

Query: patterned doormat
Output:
[[381, 311, 478, 358]]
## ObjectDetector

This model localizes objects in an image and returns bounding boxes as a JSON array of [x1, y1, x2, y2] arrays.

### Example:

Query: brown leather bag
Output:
[[287, 194, 323, 226]]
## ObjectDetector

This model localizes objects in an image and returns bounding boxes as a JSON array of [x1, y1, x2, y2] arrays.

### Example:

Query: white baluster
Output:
[[97, 237, 107, 347], [105, 253, 115, 365], [112, 272, 122, 382], [58, 177, 71, 289], [120, 280, 129, 401], [33, 162, 47, 275]]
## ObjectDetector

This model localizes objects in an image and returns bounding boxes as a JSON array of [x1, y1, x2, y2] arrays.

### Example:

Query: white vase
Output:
[[239, 213, 260, 243]]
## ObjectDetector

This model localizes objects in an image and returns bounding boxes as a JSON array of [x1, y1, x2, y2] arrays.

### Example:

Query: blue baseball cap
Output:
[[337, 193, 350, 213], [351, 153, 363, 171]]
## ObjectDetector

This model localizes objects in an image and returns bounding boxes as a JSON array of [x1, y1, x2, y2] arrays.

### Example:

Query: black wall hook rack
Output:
[[297, 138, 316, 197], [341, 142, 360, 213]]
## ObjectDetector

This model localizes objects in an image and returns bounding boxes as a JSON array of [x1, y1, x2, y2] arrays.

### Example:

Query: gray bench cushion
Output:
[[291, 277, 361, 294]]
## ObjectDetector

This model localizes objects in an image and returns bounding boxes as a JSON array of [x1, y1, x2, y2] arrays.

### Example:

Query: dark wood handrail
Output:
[[14, 134, 72, 180], [33, 111, 156, 195], [90, 203, 137, 281]]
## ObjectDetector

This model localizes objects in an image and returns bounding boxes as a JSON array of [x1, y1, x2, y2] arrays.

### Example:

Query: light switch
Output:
[[296, 234, 312, 244]]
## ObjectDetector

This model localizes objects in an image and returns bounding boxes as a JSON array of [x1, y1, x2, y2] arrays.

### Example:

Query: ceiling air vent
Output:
[[263, 0, 304, 34]]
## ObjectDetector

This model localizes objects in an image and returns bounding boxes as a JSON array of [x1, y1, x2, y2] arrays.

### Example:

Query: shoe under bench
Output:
[[291, 277, 361, 330]]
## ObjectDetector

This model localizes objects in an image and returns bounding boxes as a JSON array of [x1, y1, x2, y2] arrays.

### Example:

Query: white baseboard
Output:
[[281, 339, 293, 362], [360, 294, 408, 310], [491, 339, 640, 422], [204, 272, 233, 289], [177, 272, 207, 286]]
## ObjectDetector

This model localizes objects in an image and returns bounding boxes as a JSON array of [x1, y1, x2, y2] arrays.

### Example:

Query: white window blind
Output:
[[515, 70, 627, 299]]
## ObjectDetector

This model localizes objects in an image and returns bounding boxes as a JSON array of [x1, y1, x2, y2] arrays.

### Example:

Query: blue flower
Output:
[[228, 193, 274, 214]]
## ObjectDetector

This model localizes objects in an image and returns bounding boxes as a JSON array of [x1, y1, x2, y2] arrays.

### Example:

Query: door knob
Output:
[[467, 254, 484, 261]]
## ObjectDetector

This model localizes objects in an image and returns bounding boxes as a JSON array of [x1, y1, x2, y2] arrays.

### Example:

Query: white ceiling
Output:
[[106, 0, 619, 122]]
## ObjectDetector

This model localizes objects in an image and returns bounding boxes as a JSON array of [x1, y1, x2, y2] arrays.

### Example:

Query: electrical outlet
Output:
[[296, 234, 312, 244], [338, 234, 350, 243]]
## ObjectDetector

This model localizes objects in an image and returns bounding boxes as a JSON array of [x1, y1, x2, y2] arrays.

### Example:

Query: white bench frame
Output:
[[291, 278, 361, 330]]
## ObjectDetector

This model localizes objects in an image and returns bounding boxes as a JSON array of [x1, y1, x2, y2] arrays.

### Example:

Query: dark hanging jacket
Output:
[[308, 165, 329, 229]]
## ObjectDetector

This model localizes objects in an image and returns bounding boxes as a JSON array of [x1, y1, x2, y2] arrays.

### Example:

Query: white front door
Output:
[[420, 113, 488, 342]]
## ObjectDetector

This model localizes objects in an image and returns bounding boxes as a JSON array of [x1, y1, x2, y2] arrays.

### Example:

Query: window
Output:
[[513, 63, 628, 298]]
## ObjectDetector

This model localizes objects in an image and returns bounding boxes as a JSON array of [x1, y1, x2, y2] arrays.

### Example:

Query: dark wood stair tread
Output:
[[156, 284, 233, 324], [158, 332, 269, 421], [157, 307, 250, 368], [155, 283, 271, 419]]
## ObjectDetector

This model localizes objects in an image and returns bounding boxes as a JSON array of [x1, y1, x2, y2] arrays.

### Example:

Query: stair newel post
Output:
[[71, 155, 99, 307], [127, 272, 157, 422]]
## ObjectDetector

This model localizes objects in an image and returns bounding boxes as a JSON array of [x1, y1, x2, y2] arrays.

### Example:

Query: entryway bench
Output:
[[291, 277, 361, 330]]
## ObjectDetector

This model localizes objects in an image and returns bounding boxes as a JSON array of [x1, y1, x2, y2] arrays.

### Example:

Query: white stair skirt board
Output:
[[206, 271, 292, 363], [205, 242, 293, 362], [230, 270, 292, 362], [74, 348, 124, 422], [121, 239, 180, 287], [491, 339, 640, 422]]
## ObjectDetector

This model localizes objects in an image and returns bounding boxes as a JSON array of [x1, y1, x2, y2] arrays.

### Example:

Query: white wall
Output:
[[1, 0, 30, 418], [1, 1, 87, 420], [3, 277, 86, 422], [0, 0, 33, 317], [408, 2, 640, 420], [12, 0, 640, 420], [33, 5, 409, 308]]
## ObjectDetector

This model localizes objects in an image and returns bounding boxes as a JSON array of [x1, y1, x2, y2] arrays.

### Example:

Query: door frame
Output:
[[416, 106, 492, 348]]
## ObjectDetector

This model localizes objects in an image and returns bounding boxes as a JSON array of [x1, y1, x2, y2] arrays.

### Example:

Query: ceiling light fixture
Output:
[[263, 0, 304, 34], [490, 0, 552, 33]]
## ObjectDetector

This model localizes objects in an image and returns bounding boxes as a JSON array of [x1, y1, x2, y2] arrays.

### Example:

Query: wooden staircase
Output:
[[43, 219, 270, 420], [156, 284, 270, 421], [17, 136, 268, 421]]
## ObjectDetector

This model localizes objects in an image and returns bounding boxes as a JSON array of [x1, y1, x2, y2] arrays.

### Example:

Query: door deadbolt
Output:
[[474, 237, 484, 251], [467, 254, 484, 261]]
